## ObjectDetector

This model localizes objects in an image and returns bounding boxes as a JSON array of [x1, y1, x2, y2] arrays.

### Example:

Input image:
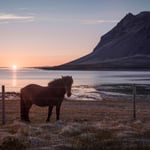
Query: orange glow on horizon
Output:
[[0, 51, 87, 68]]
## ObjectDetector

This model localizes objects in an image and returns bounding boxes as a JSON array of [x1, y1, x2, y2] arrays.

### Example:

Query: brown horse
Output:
[[20, 76, 73, 122]]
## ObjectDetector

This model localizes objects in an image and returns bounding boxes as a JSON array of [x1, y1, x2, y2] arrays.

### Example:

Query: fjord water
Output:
[[0, 68, 150, 100]]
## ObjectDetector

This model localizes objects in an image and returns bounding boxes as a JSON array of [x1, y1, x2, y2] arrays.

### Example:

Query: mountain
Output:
[[50, 12, 150, 70]]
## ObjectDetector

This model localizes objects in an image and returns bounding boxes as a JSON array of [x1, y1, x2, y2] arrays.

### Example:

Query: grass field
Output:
[[0, 99, 150, 149]]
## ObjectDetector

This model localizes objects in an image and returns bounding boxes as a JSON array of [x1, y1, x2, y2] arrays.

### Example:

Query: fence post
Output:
[[132, 84, 136, 120], [2, 85, 5, 125]]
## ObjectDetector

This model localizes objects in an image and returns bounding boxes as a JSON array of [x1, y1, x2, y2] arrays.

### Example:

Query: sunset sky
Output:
[[0, 0, 150, 68]]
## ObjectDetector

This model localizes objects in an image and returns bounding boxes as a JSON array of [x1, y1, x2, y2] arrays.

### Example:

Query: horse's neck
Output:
[[48, 80, 66, 95], [49, 79, 64, 88]]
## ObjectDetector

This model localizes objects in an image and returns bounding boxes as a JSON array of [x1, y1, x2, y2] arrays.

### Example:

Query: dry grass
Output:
[[0, 99, 150, 149]]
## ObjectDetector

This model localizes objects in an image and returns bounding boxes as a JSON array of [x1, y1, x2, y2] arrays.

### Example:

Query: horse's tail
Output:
[[20, 91, 25, 121]]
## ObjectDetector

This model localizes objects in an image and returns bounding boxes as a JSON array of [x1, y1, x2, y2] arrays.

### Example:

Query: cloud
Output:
[[37, 17, 119, 25], [0, 13, 118, 25], [81, 19, 119, 24], [0, 13, 35, 22]]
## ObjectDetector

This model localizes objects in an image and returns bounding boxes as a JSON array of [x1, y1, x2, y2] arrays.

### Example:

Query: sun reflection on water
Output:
[[12, 70, 17, 87]]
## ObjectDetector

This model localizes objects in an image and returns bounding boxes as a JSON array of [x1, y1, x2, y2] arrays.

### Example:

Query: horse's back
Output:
[[21, 84, 44, 98], [20, 84, 53, 106], [21, 84, 43, 90]]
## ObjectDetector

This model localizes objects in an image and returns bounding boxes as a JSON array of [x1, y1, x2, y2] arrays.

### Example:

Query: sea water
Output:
[[0, 68, 150, 100]]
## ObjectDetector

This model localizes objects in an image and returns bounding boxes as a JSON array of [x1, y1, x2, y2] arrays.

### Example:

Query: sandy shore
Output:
[[1, 99, 150, 149]]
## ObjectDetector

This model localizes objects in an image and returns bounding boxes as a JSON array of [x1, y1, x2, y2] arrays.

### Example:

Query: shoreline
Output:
[[1, 82, 150, 101]]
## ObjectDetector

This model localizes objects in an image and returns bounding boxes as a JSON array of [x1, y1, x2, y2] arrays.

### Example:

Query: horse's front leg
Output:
[[56, 104, 61, 121], [46, 105, 53, 122]]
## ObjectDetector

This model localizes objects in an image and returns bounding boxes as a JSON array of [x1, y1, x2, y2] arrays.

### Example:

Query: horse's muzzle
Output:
[[67, 92, 72, 97]]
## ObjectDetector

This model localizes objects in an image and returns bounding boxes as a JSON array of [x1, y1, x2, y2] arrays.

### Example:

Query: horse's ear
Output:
[[61, 76, 64, 79]]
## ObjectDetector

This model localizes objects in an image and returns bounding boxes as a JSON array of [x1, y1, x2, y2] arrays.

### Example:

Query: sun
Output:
[[12, 65, 17, 70]]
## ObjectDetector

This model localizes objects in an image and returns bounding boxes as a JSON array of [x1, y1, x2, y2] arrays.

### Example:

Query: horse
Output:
[[20, 76, 73, 122]]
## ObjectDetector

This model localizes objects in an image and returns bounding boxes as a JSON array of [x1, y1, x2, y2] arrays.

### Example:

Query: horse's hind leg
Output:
[[20, 97, 32, 122], [20, 95, 27, 121], [46, 105, 53, 122], [23, 102, 32, 122]]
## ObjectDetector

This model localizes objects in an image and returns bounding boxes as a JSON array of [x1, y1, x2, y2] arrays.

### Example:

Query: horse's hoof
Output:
[[56, 120, 63, 124], [46, 119, 50, 122], [21, 119, 30, 123], [25, 120, 30, 123]]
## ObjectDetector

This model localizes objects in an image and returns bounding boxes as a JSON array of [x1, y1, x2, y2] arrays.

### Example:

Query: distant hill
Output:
[[46, 11, 150, 70]]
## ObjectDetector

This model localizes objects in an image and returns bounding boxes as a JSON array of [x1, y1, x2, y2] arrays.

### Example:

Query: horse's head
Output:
[[62, 76, 73, 97]]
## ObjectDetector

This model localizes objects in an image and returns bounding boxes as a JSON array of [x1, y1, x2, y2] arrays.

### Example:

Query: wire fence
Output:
[[0, 84, 150, 125]]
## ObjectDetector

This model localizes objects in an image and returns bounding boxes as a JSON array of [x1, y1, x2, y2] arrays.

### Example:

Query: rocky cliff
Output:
[[51, 12, 150, 70]]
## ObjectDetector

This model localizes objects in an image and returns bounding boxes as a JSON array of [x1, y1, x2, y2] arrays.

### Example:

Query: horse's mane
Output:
[[48, 78, 63, 87]]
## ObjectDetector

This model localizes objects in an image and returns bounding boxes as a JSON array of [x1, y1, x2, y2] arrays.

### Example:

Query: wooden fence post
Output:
[[2, 85, 5, 125], [133, 84, 136, 120]]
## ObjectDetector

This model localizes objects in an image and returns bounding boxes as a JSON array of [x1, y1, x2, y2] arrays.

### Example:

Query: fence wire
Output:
[[0, 84, 150, 125]]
